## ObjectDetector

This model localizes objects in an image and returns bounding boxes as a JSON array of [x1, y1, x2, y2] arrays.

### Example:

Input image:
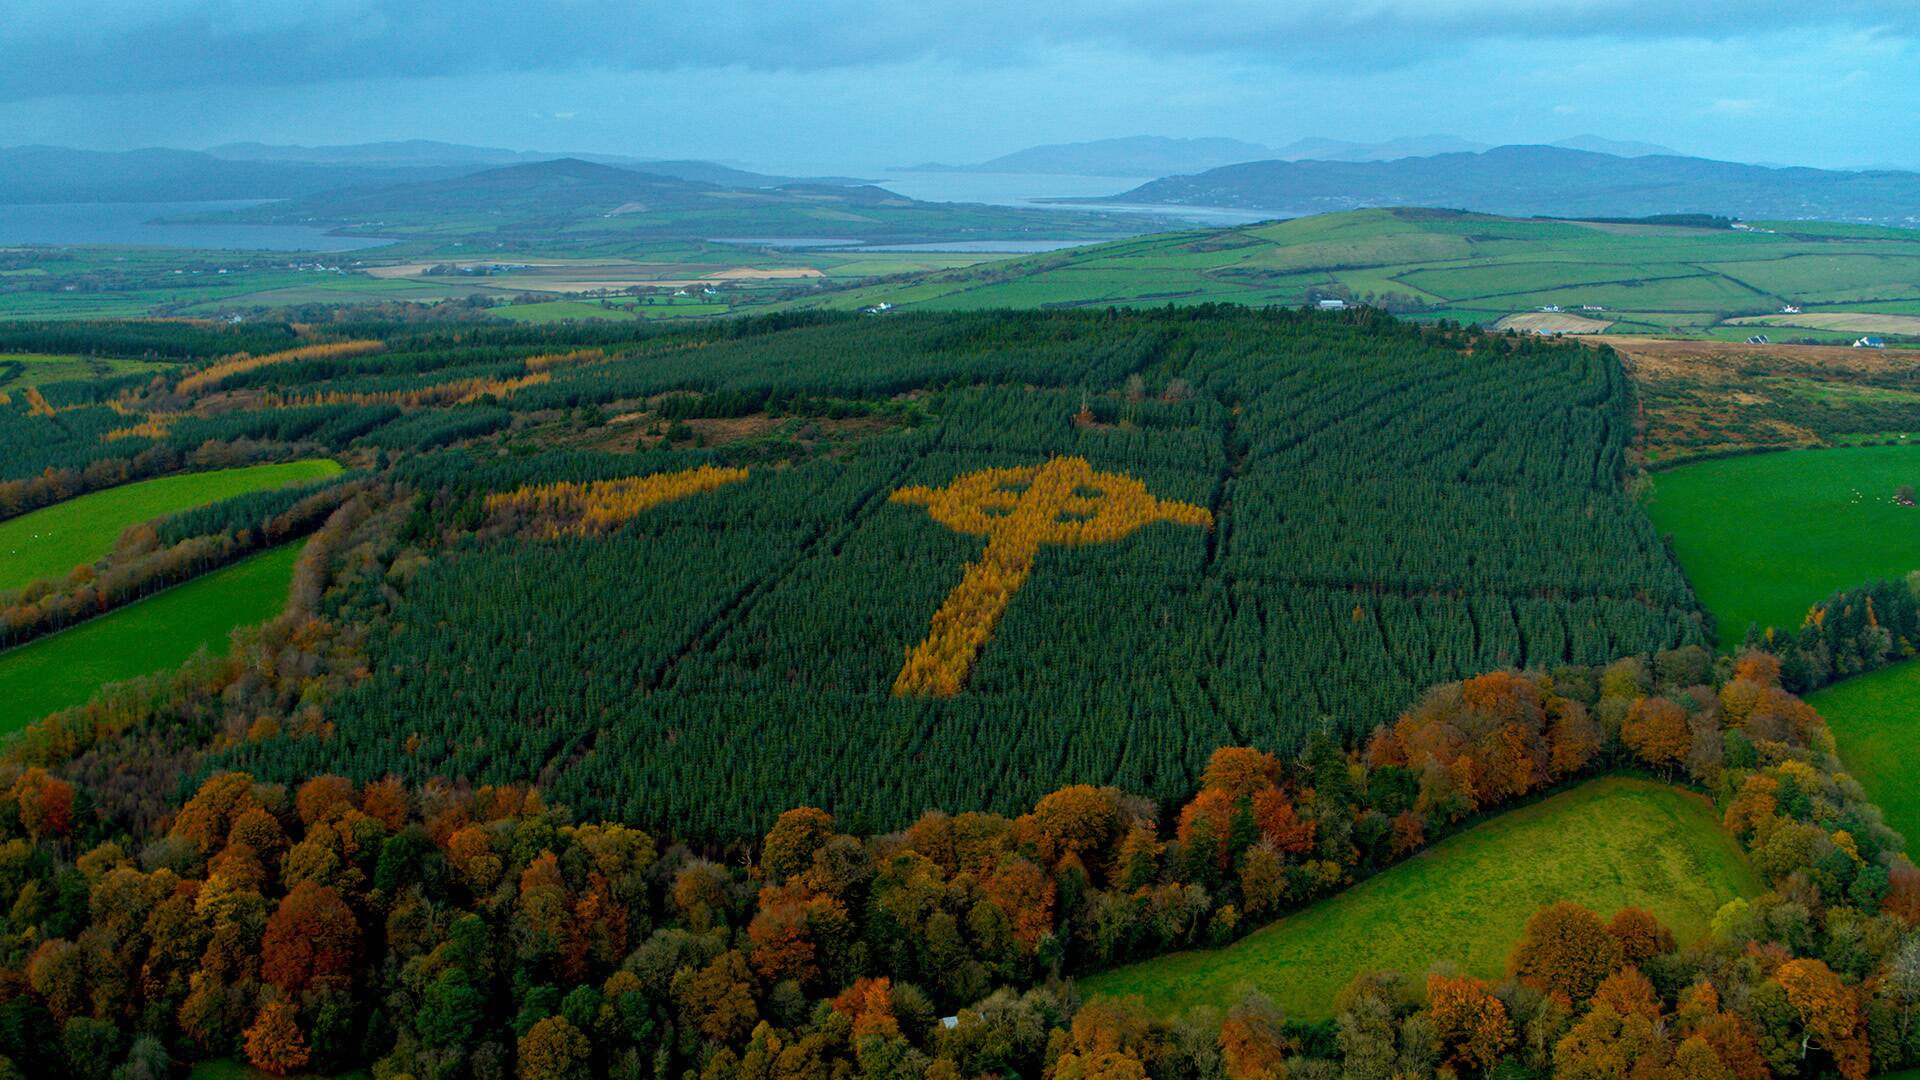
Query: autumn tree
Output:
[[244, 1001, 311, 1076], [10, 768, 74, 839], [1622, 696, 1691, 774], [518, 1015, 591, 1080], [1051, 998, 1152, 1080], [672, 949, 759, 1044], [1509, 901, 1624, 1003], [360, 776, 410, 830], [1202, 747, 1280, 800], [295, 775, 357, 827], [261, 880, 359, 995], [1772, 958, 1867, 1079], [171, 772, 269, 856], [1552, 1001, 1673, 1079], [832, 976, 902, 1041], [1219, 993, 1291, 1079], [982, 858, 1056, 952], [762, 806, 835, 884], [1019, 785, 1124, 875], [1427, 973, 1514, 1071], [1607, 907, 1676, 967]]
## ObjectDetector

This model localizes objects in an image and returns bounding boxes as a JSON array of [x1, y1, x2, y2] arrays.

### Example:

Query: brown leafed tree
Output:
[[244, 1001, 311, 1076], [1509, 901, 1624, 1003], [260, 880, 359, 995]]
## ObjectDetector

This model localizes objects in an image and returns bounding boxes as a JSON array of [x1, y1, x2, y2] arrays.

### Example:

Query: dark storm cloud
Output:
[[4, 0, 1917, 102]]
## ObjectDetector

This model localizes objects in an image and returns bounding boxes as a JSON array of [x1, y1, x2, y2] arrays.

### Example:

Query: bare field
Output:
[[1602, 335, 1918, 379], [1728, 312, 1920, 335], [363, 260, 825, 294], [1493, 311, 1614, 334], [1600, 336, 1920, 464]]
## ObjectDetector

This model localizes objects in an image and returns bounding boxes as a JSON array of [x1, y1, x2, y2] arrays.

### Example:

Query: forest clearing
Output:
[[1077, 778, 1758, 1019]]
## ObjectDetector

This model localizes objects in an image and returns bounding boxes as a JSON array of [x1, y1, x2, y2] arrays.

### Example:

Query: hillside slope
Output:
[[1110, 145, 1920, 224], [773, 208, 1920, 336], [211, 158, 1180, 248]]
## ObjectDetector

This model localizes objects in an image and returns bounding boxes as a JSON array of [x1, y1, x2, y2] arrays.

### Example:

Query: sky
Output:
[[3, 0, 1918, 172]]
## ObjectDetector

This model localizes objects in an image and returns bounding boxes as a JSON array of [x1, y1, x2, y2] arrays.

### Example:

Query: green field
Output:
[[1643, 445, 1920, 649], [0, 352, 175, 388], [774, 209, 1920, 338], [492, 298, 645, 322], [0, 238, 1009, 323], [0, 459, 340, 592], [1808, 660, 1920, 847], [1077, 778, 1759, 1019], [0, 541, 303, 732]]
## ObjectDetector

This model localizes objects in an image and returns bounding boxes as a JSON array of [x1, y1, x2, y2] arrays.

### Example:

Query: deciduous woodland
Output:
[[0, 308, 1908, 1078]]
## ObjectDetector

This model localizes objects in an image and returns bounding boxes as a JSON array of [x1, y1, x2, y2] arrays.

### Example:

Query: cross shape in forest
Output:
[[889, 456, 1212, 696]]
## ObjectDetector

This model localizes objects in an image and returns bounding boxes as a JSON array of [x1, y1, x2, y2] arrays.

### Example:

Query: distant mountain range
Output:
[[902, 136, 1275, 176], [902, 134, 1682, 176], [1104, 145, 1920, 224], [0, 143, 864, 205]]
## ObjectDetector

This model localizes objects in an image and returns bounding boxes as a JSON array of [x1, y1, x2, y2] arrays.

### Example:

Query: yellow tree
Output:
[[518, 1015, 591, 1080]]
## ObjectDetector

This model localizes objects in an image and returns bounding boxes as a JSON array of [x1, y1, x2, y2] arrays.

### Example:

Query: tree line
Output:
[[0, 642, 1908, 1078]]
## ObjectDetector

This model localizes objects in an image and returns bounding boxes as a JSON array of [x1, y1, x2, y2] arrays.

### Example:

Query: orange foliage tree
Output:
[[260, 879, 360, 995], [1427, 973, 1514, 1071], [1508, 901, 1624, 1003], [243, 1001, 311, 1076]]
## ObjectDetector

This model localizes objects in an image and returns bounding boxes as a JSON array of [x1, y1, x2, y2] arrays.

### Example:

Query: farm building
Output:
[[1745, 335, 1770, 345], [1316, 299, 1348, 310], [1854, 336, 1886, 349]]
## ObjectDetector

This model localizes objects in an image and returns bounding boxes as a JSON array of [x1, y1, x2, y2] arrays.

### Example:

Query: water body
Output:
[[869, 170, 1276, 226], [711, 237, 1095, 253], [870, 171, 1151, 206], [851, 240, 1093, 253], [0, 201, 391, 251]]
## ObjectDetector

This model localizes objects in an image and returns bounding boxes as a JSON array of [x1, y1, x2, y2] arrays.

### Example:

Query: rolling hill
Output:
[[901, 134, 1679, 176], [903, 135, 1276, 175], [208, 158, 1182, 248], [205, 139, 862, 187], [1108, 145, 1920, 225], [772, 207, 1920, 337], [0, 143, 868, 206]]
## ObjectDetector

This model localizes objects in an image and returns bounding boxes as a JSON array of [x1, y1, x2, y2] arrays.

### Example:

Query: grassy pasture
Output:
[[1807, 660, 1920, 847], [0, 459, 341, 592], [0, 540, 303, 733], [1643, 445, 1920, 649], [774, 209, 1920, 336], [494, 299, 642, 323], [1077, 777, 1758, 1020], [0, 352, 175, 388]]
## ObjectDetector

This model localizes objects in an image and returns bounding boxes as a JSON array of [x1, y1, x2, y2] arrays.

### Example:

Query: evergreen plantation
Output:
[[0, 308, 1705, 838]]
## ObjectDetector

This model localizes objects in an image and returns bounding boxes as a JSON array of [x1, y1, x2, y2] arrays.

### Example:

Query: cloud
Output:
[[1, 0, 1916, 102], [1706, 97, 1764, 116]]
